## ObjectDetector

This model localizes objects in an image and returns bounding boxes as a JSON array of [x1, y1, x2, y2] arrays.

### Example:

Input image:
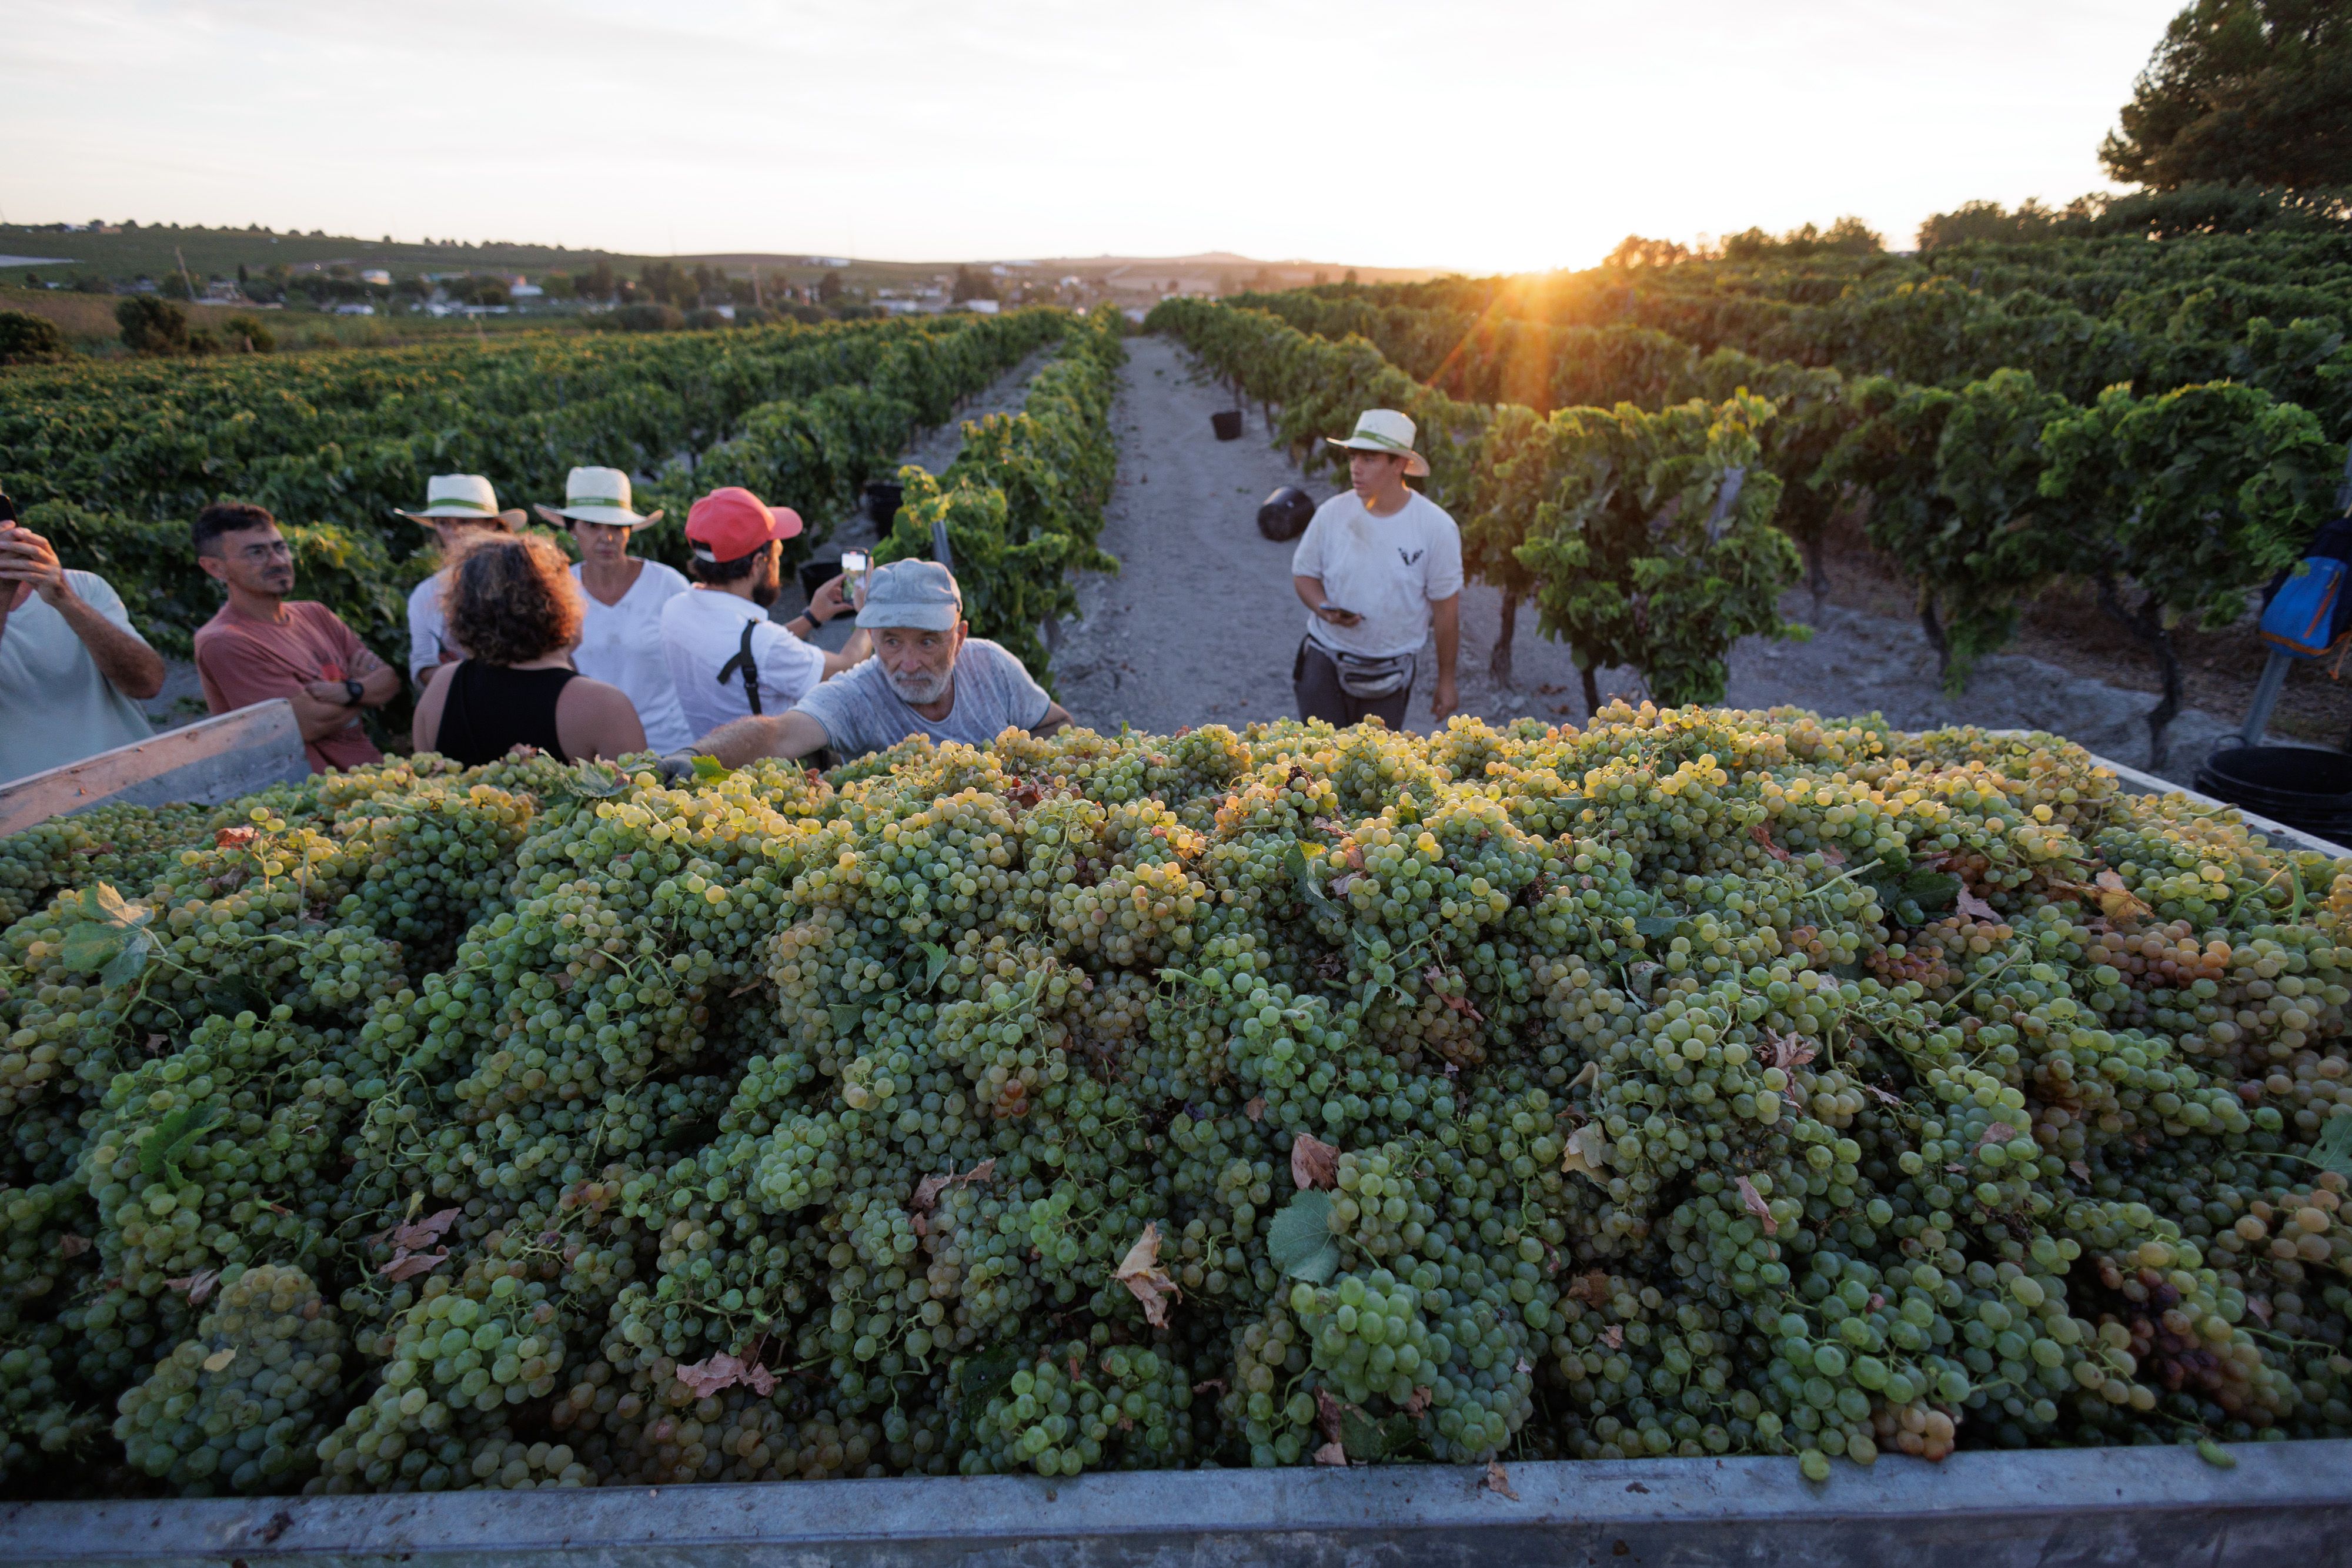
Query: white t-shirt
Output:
[[1290, 491, 1465, 660], [572, 560, 692, 753], [661, 588, 830, 743], [0, 572, 156, 784], [407, 571, 456, 678]]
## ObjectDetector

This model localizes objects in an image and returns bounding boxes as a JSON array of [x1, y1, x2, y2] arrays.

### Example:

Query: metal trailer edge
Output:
[[2, 1440, 2347, 1567]]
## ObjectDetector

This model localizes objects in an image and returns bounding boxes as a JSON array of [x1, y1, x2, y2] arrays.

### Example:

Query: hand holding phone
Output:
[[839, 549, 871, 606], [1317, 601, 1361, 627]]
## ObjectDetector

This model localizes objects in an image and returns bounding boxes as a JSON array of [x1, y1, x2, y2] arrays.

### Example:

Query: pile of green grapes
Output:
[[3, 706, 2349, 1499]]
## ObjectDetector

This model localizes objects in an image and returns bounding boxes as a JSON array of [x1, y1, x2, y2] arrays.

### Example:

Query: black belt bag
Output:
[[717, 621, 763, 714]]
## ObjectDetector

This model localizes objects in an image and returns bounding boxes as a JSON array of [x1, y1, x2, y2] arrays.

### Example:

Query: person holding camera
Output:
[[0, 515, 166, 784], [659, 486, 868, 741], [1291, 409, 1462, 729]]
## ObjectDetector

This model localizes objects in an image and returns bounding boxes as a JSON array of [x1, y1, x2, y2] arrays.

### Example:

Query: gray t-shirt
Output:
[[0, 571, 156, 784], [793, 638, 1051, 758]]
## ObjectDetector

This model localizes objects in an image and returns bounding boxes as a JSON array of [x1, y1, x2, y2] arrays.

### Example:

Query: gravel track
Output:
[[1054, 336, 2247, 772]]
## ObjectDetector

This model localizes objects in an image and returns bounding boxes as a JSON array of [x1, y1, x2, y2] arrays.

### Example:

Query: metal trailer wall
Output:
[[3, 1442, 2348, 1567]]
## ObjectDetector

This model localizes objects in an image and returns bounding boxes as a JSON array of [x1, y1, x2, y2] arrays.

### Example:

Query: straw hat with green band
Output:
[[533, 466, 664, 529], [1325, 409, 1430, 478], [392, 473, 524, 527]]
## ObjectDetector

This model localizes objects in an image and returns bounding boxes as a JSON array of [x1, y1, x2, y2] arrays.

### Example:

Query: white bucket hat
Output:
[[534, 466, 664, 529], [393, 474, 524, 528], [1325, 409, 1430, 478]]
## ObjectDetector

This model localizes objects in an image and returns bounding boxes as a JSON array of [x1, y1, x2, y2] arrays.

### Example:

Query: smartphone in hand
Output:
[[839, 549, 870, 597]]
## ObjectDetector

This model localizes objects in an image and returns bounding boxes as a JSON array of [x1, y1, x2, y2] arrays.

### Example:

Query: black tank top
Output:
[[433, 663, 577, 766]]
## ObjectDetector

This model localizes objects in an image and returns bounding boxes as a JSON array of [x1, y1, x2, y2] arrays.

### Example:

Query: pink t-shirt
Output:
[[193, 600, 385, 773]]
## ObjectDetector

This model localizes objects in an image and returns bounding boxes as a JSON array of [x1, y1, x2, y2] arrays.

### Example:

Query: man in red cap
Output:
[[659, 486, 868, 740]]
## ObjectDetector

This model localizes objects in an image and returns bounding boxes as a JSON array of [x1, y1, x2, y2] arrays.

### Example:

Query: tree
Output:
[[2102, 0, 2352, 189], [953, 266, 997, 303], [817, 269, 843, 303], [0, 310, 67, 366], [116, 296, 189, 356]]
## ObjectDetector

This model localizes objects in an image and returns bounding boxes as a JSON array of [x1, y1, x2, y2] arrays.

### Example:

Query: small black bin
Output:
[[1211, 410, 1244, 441], [2193, 745, 2352, 844], [1258, 486, 1316, 542], [863, 481, 904, 527], [798, 557, 843, 604]]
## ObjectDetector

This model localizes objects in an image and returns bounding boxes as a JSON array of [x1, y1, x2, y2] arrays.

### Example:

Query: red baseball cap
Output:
[[685, 487, 803, 561]]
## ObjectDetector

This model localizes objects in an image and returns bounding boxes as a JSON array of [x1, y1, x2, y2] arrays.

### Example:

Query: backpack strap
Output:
[[717, 620, 763, 715]]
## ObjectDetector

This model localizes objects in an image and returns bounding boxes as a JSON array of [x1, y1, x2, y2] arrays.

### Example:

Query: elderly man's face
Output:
[[874, 621, 966, 706]]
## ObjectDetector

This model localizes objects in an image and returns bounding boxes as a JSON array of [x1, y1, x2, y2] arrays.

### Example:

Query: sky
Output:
[[0, 0, 2186, 273]]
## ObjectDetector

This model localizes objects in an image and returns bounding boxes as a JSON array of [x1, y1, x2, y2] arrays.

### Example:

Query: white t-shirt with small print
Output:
[[1290, 490, 1464, 660]]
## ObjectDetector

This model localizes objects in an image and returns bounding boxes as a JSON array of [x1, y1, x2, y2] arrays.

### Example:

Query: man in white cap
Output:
[[660, 486, 868, 741], [695, 558, 1068, 765], [535, 466, 694, 753], [1291, 409, 1462, 728], [395, 474, 520, 694]]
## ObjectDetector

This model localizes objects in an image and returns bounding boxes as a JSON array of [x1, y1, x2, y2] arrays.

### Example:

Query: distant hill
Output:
[[0, 223, 1444, 292]]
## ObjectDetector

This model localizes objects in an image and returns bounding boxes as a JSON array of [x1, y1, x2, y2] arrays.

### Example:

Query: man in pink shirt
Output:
[[191, 503, 401, 773]]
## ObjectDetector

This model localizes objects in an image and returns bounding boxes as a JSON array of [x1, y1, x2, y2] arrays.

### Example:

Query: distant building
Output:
[[360, 269, 392, 286], [333, 303, 375, 316], [510, 283, 544, 299], [962, 299, 1001, 316]]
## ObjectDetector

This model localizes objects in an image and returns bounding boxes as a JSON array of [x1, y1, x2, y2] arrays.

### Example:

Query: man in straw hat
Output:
[[1290, 408, 1461, 728], [395, 474, 522, 694], [535, 466, 694, 753]]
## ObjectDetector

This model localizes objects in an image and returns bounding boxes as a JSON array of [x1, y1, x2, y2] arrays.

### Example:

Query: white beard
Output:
[[885, 664, 952, 706]]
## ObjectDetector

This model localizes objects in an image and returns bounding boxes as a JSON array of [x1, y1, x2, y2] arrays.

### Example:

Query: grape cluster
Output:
[[0, 705, 2349, 1500], [112, 1263, 344, 1493]]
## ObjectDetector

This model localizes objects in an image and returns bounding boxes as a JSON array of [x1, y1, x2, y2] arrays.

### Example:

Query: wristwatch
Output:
[[342, 678, 365, 706]]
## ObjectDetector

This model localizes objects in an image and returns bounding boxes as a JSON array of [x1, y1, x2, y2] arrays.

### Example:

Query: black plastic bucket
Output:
[[1211, 410, 1244, 441], [798, 557, 843, 603], [863, 481, 904, 527], [2193, 745, 2352, 844], [1257, 486, 1316, 542]]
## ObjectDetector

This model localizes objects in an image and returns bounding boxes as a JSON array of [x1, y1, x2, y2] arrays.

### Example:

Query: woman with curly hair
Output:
[[410, 532, 646, 765]]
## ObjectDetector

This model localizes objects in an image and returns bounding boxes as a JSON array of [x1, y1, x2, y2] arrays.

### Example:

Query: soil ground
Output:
[[1052, 335, 2345, 777]]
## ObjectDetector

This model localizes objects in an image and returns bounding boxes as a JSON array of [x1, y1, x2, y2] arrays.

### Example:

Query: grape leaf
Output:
[[569, 761, 623, 798], [1632, 915, 1682, 940], [829, 1005, 861, 1037], [916, 942, 952, 993], [139, 1102, 223, 1182], [1267, 1189, 1339, 1283], [691, 756, 728, 782], [1114, 1222, 1179, 1327], [958, 1348, 1022, 1406], [2313, 1116, 2352, 1179], [99, 927, 153, 988], [1284, 842, 1338, 918], [58, 921, 127, 975], [1291, 1133, 1339, 1191]]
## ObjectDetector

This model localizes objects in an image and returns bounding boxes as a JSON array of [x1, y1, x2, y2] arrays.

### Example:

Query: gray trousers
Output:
[[1293, 637, 1411, 729]]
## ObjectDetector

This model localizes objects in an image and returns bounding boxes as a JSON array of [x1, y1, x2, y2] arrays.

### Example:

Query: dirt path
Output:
[[1055, 335, 2250, 773]]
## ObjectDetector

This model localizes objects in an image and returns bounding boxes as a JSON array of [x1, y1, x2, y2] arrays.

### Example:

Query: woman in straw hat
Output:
[[534, 466, 695, 754], [395, 474, 522, 695]]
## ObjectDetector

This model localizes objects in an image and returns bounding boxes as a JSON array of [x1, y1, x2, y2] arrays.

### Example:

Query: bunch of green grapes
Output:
[[964, 1340, 1190, 1476], [112, 1263, 344, 1493], [0, 802, 215, 930], [317, 1255, 569, 1492]]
